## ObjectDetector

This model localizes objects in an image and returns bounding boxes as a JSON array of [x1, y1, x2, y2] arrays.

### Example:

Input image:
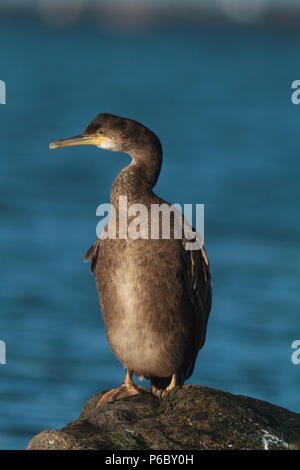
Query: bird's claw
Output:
[[96, 383, 149, 407]]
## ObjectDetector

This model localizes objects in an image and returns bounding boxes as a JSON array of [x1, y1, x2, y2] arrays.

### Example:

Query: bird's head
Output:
[[49, 113, 161, 158]]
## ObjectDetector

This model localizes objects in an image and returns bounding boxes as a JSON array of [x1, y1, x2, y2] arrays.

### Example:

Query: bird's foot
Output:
[[96, 383, 149, 408], [161, 383, 178, 398], [150, 384, 178, 399], [150, 385, 163, 399], [151, 373, 179, 399]]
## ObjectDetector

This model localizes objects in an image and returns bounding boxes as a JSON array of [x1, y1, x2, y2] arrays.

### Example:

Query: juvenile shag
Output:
[[50, 113, 212, 404]]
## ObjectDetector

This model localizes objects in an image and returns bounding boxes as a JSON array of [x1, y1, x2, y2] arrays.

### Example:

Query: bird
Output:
[[50, 113, 212, 405]]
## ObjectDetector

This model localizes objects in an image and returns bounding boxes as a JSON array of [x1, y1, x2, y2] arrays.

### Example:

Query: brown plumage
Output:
[[50, 113, 212, 403]]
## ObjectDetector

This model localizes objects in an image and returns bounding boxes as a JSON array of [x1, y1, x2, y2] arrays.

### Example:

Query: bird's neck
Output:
[[110, 148, 162, 206]]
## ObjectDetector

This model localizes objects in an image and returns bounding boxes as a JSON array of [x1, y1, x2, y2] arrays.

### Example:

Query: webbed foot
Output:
[[96, 370, 149, 407]]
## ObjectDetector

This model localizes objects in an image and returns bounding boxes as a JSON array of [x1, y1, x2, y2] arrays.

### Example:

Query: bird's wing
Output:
[[84, 239, 101, 274], [180, 232, 212, 380]]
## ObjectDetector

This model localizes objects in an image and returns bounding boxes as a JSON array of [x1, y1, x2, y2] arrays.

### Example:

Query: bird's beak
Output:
[[49, 134, 108, 150]]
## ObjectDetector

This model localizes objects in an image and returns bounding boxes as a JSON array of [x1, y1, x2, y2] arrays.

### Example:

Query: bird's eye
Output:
[[97, 129, 104, 135]]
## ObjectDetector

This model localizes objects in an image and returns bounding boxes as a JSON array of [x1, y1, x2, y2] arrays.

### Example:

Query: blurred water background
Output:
[[0, 0, 300, 450]]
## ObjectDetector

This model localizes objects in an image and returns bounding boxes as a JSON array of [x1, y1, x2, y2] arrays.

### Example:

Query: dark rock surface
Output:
[[27, 385, 300, 450]]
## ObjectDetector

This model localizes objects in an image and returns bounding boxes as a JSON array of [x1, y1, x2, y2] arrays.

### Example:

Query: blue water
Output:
[[0, 17, 300, 449]]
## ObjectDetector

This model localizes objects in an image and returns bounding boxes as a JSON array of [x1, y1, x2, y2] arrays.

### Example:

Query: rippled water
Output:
[[0, 17, 299, 449]]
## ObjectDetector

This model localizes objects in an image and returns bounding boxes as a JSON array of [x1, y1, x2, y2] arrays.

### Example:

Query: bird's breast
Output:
[[95, 238, 191, 377]]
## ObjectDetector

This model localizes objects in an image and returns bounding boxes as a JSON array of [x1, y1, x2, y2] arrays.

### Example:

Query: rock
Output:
[[27, 385, 300, 450]]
